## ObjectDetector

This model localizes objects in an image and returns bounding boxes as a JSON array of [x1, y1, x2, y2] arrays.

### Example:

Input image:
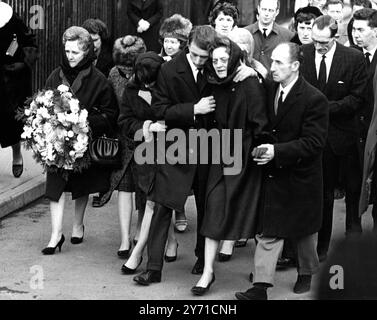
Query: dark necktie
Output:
[[318, 55, 327, 92], [263, 28, 268, 39], [197, 69, 205, 90], [365, 52, 371, 68], [275, 90, 284, 115]]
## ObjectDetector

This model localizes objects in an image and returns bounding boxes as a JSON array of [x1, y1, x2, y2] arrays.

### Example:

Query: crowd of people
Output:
[[2, 0, 377, 300]]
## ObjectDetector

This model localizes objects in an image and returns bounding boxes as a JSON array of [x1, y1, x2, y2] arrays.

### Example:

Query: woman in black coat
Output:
[[192, 36, 269, 295], [117, 52, 169, 274], [127, 0, 163, 53], [42, 26, 118, 255], [0, 2, 36, 178]]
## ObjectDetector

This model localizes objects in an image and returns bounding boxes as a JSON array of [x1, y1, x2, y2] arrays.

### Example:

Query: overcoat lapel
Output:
[[271, 77, 303, 128]]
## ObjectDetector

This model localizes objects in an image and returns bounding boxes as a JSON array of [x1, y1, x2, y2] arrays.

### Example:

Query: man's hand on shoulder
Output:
[[234, 61, 258, 83]]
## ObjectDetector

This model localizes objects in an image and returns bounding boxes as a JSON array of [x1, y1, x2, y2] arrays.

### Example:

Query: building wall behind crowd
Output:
[[3, 0, 295, 90]]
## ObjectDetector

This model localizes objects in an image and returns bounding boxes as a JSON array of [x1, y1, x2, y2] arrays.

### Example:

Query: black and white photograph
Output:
[[1, 0, 377, 307]]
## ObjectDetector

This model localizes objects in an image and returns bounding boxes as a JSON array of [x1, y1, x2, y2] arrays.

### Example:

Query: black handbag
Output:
[[89, 109, 122, 168]]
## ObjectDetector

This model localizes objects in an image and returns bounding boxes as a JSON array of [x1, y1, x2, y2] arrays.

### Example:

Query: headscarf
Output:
[[60, 40, 96, 85], [206, 38, 243, 86]]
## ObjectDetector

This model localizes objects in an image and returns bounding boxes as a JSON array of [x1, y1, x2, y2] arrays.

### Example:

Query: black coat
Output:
[[301, 43, 368, 156], [258, 77, 329, 238], [127, 0, 163, 53], [0, 13, 36, 147], [352, 45, 377, 166], [118, 82, 157, 194], [44, 65, 119, 201], [202, 77, 268, 240], [150, 50, 214, 212]]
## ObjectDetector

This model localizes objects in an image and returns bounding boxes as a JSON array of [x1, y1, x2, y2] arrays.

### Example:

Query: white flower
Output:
[[25, 109, 31, 116], [69, 99, 80, 114], [57, 84, 70, 93], [65, 112, 79, 124], [67, 131, 75, 138], [37, 107, 51, 119]]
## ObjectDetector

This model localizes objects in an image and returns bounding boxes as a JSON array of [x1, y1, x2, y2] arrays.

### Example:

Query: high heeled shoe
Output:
[[191, 274, 216, 296], [42, 235, 65, 255], [164, 243, 179, 263], [118, 240, 133, 259], [121, 257, 143, 275], [71, 226, 85, 245]]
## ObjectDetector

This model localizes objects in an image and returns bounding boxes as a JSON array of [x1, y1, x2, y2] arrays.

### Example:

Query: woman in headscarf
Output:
[[42, 26, 118, 255], [191, 35, 268, 296]]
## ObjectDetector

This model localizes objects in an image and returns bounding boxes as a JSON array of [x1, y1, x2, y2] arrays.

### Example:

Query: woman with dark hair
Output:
[[82, 19, 114, 78], [209, 1, 240, 37], [41, 26, 118, 255], [118, 52, 168, 274], [0, 2, 37, 178], [191, 36, 268, 295]]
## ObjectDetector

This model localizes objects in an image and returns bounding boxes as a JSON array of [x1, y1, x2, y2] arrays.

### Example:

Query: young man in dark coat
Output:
[[236, 42, 329, 300], [133, 25, 257, 285], [301, 15, 368, 262]]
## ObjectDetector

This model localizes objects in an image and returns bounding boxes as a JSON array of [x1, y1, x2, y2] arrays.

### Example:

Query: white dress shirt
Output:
[[363, 45, 377, 64], [275, 75, 299, 113], [315, 42, 337, 82]]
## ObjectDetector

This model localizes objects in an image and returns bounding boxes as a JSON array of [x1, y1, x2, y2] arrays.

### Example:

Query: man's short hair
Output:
[[351, 0, 372, 8], [258, 0, 280, 11], [323, 0, 344, 10], [277, 42, 304, 65], [188, 25, 217, 51], [353, 8, 377, 28], [313, 15, 339, 38]]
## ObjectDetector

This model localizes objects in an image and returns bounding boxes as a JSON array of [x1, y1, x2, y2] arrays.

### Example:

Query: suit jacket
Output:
[[245, 22, 294, 70], [259, 76, 329, 238], [150, 50, 213, 211], [301, 43, 368, 156]]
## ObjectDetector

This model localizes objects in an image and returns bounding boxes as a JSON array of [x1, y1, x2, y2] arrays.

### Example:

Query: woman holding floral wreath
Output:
[[42, 26, 118, 255]]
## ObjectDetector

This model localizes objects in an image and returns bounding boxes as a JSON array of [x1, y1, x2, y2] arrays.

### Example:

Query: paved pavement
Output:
[[0, 190, 374, 300], [0, 146, 45, 219]]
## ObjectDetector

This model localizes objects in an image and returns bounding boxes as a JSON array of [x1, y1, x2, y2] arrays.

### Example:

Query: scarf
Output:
[[60, 42, 96, 85]]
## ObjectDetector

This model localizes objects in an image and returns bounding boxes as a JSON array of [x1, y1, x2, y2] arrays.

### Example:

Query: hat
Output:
[[113, 35, 147, 66], [159, 14, 193, 42], [294, 5, 323, 22], [135, 51, 165, 69], [0, 2, 13, 29]]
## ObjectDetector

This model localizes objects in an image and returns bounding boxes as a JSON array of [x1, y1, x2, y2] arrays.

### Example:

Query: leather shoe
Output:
[[191, 259, 204, 275], [133, 270, 161, 286], [92, 193, 110, 208], [191, 274, 216, 296], [235, 287, 268, 301], [12, 163, 23, 178], [294, 275, 312, 294], [71, 226, 85, 245], [318, 252, 328, 263], [276, 257, 297, 270], [164, 244, 179, 263]]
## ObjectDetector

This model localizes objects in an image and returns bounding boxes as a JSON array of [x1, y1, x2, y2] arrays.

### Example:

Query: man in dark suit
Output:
[[245, 0, 294, 70], [352, 8, 377, 165], [236, 42, 329, 300], [133, 25, 256, 286], [301, 15, 368, 261]]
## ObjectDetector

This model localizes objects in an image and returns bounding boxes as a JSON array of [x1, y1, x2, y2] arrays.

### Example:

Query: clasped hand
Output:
[[253, 144, 275, 166]]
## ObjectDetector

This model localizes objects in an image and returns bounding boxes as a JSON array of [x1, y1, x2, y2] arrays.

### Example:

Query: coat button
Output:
[[261, 51, 265, 55], [360, 138, 364, 143], [360, 116, 365, 121], [272, 130, 277, 133], [268, 175, 274, 179]]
